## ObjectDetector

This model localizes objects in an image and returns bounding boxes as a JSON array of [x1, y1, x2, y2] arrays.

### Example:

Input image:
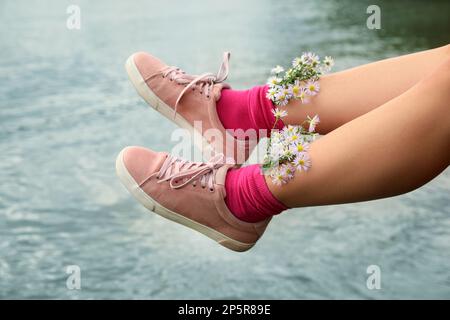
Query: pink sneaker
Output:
[[125, 52, 256, 164], [115, 146, 271, 252]]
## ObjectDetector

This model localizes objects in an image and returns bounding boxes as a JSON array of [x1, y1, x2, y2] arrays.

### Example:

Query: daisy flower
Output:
[[288, 133, 300, 144], [272, 108, 288, 119], [294, 152, 311, 172], [267, 76, 282, 86], [305, 80, 320, 96], [280, 163, 295, 180], [271, 65, 284, 74], [301, 52, 320, 66], [323, 56, 334, 68], [276, 96, 289, 106], [282, 86, 291, 97], [275, 89, 290, 106], [270, 167, 288, 186], [289, 80, 302, 98], [266, 87, 278, 100], [292, 141, 310, 154], [282, 147, 295, 160], [307, 115, 320, 133], [283, 125, 296, 136]]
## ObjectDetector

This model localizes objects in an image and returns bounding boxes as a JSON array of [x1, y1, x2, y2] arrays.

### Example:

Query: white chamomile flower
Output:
[[300, 52, 320, 67], [305, 80, 320, 96], [275, 91, 289, 106], [289, 80, 302, 98], [289, 133, 300, 144], [292, 141, 310, 154], [294, 152, 311, 171], [324, 56, 334, 68], [270, 168, 288, 186], [272, 108, 288, 119], [271, 65, 285, 74], [282, 147, 294, 160], [282, 125, 296, 136], [280, 163, 295, 180], [267, 76, 282, 86], [266, 87, 278, 100], [308, 53, 320, 66]]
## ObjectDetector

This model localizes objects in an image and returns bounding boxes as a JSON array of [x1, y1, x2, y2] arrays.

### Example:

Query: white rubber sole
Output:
[[115, 148, 254, 252], [125, 54, 216, 161]]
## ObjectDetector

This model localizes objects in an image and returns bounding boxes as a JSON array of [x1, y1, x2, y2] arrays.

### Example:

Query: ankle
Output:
[[216, 85, 285, 137], [224, 165, 288, 223]]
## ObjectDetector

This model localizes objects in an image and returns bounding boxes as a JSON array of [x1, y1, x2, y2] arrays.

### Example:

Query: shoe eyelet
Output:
[[209, 188, 214, 192], [206, 95, 210, 99]]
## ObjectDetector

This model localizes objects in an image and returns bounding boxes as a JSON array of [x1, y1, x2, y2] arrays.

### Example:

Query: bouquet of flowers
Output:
[[266, 52, 334, 106], [262, 52, 334, 185]]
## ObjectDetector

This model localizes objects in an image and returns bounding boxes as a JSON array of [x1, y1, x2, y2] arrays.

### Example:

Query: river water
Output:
[[0, 0, 449, 299]]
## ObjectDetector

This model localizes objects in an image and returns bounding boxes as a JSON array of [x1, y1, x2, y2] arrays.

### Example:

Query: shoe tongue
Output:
[[215, 163, 235, 185], [212, 83, 231, 101]]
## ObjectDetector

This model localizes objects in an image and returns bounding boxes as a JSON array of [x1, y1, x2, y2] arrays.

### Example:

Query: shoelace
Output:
[[147, 153, 227, 191], [146, 52, 231, 118]]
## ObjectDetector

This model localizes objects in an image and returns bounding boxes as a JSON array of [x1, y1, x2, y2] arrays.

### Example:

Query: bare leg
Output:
[[280, 44, 450, 134], [269, 59, 450, 208]]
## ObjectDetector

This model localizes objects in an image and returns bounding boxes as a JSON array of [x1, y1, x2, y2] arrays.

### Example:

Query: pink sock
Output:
[[217, 85, 284, 137], [224, 165, 289, 223]]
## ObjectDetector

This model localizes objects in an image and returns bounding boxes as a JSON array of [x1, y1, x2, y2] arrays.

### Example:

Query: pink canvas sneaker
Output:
[[115, 146, 271, 252], [125, 52, 256, 165]]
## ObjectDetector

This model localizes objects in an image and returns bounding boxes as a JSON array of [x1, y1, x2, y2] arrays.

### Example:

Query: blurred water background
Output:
[[0, 0, 449, 299]]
